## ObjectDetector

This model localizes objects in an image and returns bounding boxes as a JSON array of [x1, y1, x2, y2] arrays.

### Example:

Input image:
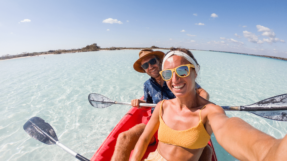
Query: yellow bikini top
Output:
[[158, 100, 210, 149]]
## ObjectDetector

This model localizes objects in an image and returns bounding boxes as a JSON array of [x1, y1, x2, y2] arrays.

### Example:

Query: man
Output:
[[111, 49, 210, 161]]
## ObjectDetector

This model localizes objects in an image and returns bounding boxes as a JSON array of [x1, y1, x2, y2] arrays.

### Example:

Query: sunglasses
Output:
[[141, 58, 157, 70], [159, 64, 195, 81]]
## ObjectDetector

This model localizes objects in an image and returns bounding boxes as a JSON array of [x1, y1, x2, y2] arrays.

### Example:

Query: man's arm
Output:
[[195, 83, 209, 100], [196, 88, 209, 100]]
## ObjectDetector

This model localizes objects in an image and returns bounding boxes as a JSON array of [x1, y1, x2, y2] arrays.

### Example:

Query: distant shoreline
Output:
[[1, 43, 287, 61], [202, 50, 287, 61]]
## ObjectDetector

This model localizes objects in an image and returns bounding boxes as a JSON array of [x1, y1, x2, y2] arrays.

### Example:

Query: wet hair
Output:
[[167, 48, 199, 66]]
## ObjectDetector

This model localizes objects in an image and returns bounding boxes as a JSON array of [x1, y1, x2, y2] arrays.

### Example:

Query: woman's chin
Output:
[[174, 93, 185, 97], [172, 88, 187, 96], [172, 86, 195, 97]]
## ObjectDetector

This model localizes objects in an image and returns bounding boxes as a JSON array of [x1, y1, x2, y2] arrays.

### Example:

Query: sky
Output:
[[1, 0, 287, 58]]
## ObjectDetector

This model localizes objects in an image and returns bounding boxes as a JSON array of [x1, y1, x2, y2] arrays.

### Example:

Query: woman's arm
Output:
[[130, 101, 161, 161], [207, 105, 287, 160]]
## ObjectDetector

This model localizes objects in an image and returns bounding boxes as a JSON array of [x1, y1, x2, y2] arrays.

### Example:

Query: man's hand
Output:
[[131, 99, 146, 108]]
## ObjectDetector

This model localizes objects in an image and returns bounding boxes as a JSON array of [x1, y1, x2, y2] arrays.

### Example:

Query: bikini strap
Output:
[[199, 105, 207, 121], [159, 100, 165, 117]]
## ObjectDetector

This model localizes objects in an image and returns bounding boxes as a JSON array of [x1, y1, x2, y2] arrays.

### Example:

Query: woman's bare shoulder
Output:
[[154, 99, 172, 110], [162, 99, 175, 107], [163, 98, 174, 103], [205, 104, 225, 114]]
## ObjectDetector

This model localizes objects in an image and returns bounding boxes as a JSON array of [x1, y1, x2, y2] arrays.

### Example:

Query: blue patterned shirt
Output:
[[143, 77, 201, 104]]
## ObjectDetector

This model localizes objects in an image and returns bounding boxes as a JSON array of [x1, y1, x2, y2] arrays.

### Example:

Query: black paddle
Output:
[[23, 117, 90, 161], [88, 93, 287, 121]]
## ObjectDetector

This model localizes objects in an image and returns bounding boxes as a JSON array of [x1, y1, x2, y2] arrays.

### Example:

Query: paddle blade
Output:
[[242, 94, 287, 111], [88, 93, 115, 108], [23, 117, 58, 145], [249, 110, 287, 121]]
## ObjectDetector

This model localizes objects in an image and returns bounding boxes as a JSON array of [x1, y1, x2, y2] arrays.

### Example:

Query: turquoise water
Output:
[[0, 50, 287, 161]]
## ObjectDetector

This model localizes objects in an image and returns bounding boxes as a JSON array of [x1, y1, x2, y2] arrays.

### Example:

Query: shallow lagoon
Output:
[[0, 50, 287, 161]]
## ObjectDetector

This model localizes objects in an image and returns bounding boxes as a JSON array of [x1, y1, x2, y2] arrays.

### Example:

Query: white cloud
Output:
[[257, 25, 270, 32], [243, 26, 247, 28], [169, 38, 172, 40], [243, 28, 285, 44], [234, 33, 241, 38], [196, 23, 205, 26], [181, 30, 185, 32], [263, 38, 272, 43], [262, 31, 276, 37], [255, 25, 284, 43], [187, 34, 196, 37], [107, 29, 110, 31], [208, 40, 228, 45], [243, 31, 259, 43], [19, 19, 31, 23], [257, 25, 275, 38], [126, 20, 129, 22], [103, 18, 123, 24], [230, 38, 244, 45], [193, 13, 197, 16], [262, 37, 284, 43], [190, 40, 195, 42], [211, 13, 218, 18], [217, 37, 243, 45]]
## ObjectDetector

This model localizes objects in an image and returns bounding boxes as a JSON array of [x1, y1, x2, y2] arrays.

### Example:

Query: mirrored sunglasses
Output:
[[141, 58, 157, 70], [160, 64, 195, 81]]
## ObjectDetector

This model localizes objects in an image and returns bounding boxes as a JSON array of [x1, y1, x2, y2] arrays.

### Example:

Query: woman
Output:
[[131, 48, 287, 161]]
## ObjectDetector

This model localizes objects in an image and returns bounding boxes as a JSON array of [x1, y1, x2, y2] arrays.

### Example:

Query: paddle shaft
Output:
[[222, 106, 287, 111], [115, 101, 157, 107], [117, 103, 287, 111], [89, 93, 287, 121], [116, 103, 287, 111], [31, 121, 89, 161], [89, 93, 287, 111], [122, 103, 276, 111]]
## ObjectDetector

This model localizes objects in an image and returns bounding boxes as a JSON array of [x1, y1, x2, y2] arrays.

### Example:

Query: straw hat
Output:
[[133, 49, 165, 73]]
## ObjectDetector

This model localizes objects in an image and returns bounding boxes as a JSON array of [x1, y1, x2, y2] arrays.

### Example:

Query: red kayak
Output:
[[91, 106, 217, 161]]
